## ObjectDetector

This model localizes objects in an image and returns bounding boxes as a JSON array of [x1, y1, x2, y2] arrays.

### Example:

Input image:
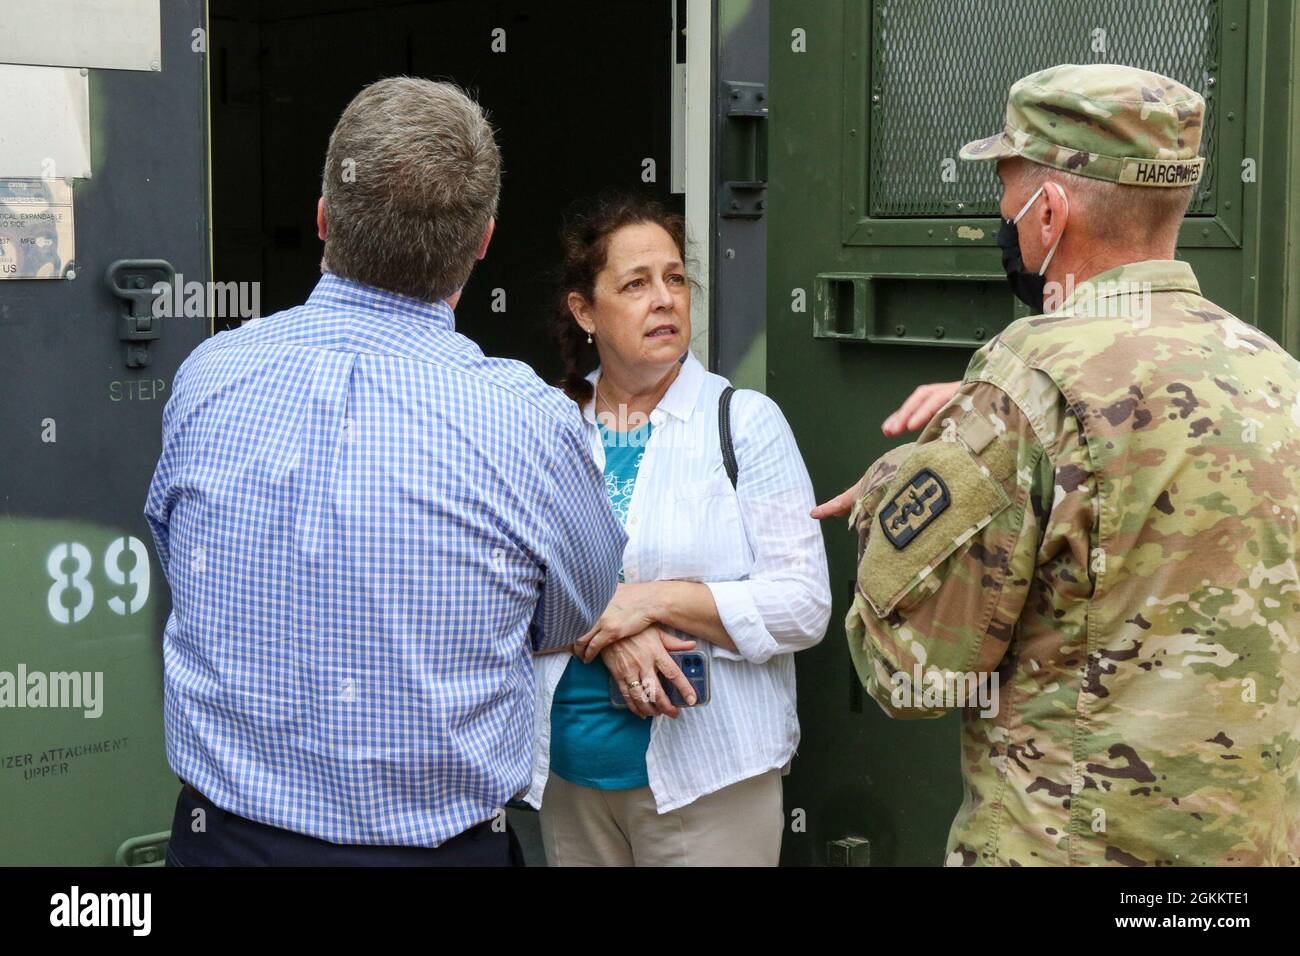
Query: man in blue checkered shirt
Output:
[[145, 78, 624, 866]]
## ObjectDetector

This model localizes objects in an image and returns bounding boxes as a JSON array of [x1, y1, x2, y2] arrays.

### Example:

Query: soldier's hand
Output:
[[882, 381, 962, 437], [812, 382, 961, 519], [811, 475, 865, 520]]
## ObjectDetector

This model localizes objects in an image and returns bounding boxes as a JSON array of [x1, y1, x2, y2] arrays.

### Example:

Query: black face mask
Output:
[[996, 216, 1046, 310], [996, 183, 1066, 312]]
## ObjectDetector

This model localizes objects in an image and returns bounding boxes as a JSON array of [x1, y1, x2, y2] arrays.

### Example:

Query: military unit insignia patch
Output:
[[879, 469, 950, 549]]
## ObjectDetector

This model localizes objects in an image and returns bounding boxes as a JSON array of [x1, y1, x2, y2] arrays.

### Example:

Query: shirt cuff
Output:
[[705, 580, 780, 664]]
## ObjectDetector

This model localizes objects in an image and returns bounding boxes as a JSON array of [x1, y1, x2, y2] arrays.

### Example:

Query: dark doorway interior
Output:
[[207, 0, 676, 866], [209, 0, 677, 384]]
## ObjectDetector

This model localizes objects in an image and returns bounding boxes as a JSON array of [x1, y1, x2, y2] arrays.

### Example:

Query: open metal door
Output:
[[0, 0, 210, 865], [700, 0, 770, 390]]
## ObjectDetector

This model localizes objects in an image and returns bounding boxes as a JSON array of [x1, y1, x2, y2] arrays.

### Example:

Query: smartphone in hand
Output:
[[609, 650, 711, 708]]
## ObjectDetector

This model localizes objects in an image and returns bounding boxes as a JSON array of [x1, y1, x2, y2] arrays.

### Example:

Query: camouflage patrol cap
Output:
[[959, 63, 1205, 187]]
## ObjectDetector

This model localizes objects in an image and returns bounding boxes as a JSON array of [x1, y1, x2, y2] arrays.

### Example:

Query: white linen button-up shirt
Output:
[[526, 351, 831, 812]]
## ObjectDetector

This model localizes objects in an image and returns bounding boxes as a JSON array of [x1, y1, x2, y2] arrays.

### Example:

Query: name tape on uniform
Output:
[[1118, 156, 1204, 187]]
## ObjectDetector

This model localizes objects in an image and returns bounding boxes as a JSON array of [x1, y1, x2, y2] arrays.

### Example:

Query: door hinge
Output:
[[721, 80, 768, 219]]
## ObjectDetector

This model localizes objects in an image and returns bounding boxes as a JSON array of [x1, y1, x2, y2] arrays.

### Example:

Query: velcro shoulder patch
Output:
[[859, 439, 1011, 618], [956, 410, 1015, 481], [879, 469, 949, 549], [956, 410, 997, 455]]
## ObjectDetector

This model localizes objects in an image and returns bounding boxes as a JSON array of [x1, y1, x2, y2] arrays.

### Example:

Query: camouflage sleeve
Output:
[[845, 381, 1051, 719]]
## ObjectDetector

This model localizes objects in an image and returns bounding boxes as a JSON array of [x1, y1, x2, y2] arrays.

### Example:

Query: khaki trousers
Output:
[[538, 769, 784, 867]]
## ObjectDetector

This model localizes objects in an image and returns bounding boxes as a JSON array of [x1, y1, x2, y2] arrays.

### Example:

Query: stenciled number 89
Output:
[[45, 537, 151, 624]]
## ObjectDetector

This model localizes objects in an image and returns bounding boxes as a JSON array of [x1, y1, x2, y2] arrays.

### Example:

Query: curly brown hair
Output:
[[550, 191, 688, 405]]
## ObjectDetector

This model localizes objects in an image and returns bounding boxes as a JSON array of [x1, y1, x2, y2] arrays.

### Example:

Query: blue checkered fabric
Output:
[[145, 272, 624, 847]]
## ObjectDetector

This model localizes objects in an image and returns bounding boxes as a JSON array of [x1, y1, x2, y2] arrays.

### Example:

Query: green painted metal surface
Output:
[[1, 2, 210, 865], [1, 522, 174, 865], [769, 0, 1300, 865]]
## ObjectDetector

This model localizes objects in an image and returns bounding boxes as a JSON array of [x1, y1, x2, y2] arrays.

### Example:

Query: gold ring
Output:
[[628, 679, 642, 688]]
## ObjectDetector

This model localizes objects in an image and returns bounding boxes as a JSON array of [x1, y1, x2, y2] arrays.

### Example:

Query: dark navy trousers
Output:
[[165, 785, 524, 867]]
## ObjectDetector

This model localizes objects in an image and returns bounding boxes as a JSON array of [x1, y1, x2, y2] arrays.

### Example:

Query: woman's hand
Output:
[[601, 626, 698, 718], [574, 583, 665, 662]]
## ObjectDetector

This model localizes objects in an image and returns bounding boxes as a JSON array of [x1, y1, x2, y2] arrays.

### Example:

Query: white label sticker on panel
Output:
[[0, 179, 75, 280], [0, 66, 92, 180], [0, 0, 161, 73]]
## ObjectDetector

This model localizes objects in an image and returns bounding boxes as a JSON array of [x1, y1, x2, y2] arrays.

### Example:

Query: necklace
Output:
[[596, 365, 682, 424], [595, 381, 621, 419]]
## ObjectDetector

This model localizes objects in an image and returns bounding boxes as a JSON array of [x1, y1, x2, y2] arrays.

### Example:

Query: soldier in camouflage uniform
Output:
[[830, 64, 1300, 866]]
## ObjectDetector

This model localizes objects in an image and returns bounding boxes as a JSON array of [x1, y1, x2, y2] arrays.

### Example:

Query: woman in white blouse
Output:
[[526, 192, 831, 866]]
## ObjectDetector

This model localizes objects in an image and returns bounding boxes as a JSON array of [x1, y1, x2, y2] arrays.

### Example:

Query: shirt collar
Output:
[[581, 350, 706, 426], [307, 271, 456, 333], [1051, 259, 1201, 315]]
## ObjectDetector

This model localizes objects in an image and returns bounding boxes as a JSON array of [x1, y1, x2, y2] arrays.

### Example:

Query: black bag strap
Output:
[[719, 386, 738, 489]]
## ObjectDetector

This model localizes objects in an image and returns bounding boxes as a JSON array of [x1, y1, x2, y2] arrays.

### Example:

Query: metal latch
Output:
[[114, 831, 170, 867], [105, 259, 175, 368]]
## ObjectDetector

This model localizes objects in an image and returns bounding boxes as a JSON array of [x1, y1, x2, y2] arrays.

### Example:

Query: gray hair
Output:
[[321, 77, 501, 303], [1008, 157, 1194, 247]]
